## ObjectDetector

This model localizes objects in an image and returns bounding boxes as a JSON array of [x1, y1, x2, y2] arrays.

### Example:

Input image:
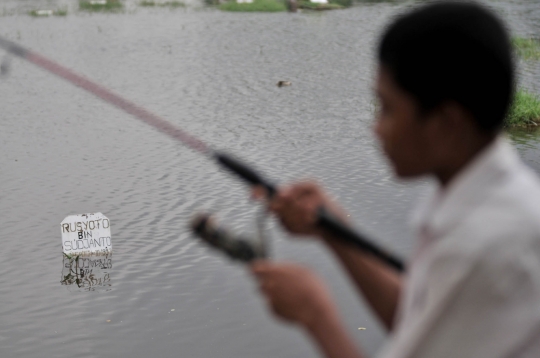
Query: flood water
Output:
[[1, 0, 539, 357]]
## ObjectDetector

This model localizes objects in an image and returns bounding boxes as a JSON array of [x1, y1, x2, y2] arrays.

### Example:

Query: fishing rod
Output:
[[0, 35, 405, 272]]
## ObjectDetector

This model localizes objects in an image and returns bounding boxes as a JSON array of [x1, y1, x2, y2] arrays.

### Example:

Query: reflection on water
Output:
[[508, 126, 540, 147], [61, 253, 113, 292], [508, 127, 540, 175]]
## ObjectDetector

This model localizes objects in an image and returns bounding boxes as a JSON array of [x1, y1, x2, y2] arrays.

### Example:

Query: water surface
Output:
[[1, 0, 539, 357]]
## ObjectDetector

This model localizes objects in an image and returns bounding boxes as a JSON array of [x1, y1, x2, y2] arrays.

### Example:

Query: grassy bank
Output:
[[506, 89, 540, 127], [140, 0, 185, 7], [220, 0, 286, 12], [512, 37, 540, 61], [79, 0, 124, 12]]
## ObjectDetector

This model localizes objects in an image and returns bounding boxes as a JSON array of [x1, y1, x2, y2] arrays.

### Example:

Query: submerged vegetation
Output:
[[219, 0, 286, 12], [139, 0, 185, 7], [79, 0, 124, 12], [506, 89, 540, 127], [512, 37, 540, 61]]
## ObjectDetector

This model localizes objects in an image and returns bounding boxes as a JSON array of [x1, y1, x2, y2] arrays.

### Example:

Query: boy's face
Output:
[[373, 66, 437, 178]]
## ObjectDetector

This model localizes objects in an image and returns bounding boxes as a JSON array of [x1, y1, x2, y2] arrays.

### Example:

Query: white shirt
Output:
[[378, 136, 540, 358]]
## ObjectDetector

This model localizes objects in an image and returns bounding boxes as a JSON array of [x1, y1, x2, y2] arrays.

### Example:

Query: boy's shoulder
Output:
[[469, 158, 540, 245], [429, 140, 540, 265]]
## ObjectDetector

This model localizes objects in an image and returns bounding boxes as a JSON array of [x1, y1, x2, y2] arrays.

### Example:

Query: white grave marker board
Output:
[[61, 213, 112, 255]]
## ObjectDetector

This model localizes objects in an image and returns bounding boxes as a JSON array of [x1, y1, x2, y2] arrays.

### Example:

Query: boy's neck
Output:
[[434, 134, 497, 187]]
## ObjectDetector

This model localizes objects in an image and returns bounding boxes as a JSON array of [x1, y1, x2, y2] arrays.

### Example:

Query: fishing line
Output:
[[0, 35, 405, 272]]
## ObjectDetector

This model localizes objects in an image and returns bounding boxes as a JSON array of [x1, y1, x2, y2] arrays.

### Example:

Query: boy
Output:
[[251, 2, 540, 358]]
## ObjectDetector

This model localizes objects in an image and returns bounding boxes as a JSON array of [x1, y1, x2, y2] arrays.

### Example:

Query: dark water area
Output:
[[0, 0, 539, 357]]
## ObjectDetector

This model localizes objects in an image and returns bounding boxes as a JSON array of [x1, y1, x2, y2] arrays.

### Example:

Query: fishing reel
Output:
[[189, 210, 268, 263]]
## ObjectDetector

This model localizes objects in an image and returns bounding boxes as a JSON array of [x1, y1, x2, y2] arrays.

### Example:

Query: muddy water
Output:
[[0, 1, 539, 357]]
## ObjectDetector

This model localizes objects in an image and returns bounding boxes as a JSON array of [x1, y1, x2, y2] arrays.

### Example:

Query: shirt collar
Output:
[[411, 135, 520, 240]]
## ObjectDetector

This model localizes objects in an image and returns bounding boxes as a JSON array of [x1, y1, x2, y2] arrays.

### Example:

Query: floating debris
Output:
[[277, 81, 292, 87], [29, 9, 68, 16], [90, 0, 107, 4], [298, 1, 342, 10], [106, 320, 111, 322], [139, 0, 185, 6], [358, 327, 366, 330], [36, 10, 53, 16]]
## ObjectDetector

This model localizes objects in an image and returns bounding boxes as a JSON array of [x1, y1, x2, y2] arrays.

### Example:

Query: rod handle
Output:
[[215, 152, 276, 197], [214, 151, 405, 272], [317, 207, 405, 272]]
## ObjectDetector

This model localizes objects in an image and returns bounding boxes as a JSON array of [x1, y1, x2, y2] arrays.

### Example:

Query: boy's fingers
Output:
[[295, 181, 321, 197], [250, 186, 267, 200], [259, 278, 276, 293], [250, 260, 274, 277]]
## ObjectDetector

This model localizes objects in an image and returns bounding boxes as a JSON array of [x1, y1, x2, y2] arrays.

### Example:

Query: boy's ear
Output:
[[434, 101, 475, 137]]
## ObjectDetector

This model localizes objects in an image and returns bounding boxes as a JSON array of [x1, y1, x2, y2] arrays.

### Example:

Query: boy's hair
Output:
[[378, 1, 514, 132]]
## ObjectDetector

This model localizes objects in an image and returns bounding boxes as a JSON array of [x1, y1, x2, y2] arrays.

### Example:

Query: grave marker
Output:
[[61, 213, 112, 255]]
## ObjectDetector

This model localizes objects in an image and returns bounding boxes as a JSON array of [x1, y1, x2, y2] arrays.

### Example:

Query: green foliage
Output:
[[79, 0, 124, 12], [219, 0, 286, 12], [505, 89, 540, 127], [140, 0, 185, 7], [512, 37, 540, 61]]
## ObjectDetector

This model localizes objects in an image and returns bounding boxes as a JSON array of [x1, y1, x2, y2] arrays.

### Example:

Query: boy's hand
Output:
[[250, 261, 337, 329], [252, 181, 349, 239]]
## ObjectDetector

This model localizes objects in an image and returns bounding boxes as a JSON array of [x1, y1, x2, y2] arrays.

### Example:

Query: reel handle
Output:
[[316, 207, 404, 272]]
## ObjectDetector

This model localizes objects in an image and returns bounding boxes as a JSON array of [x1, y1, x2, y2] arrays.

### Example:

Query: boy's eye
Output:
[[379, 101, 390, 116]]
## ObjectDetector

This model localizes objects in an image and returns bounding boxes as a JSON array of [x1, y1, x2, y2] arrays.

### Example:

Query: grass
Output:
[[512, 37, 540, 61], [29, 8, 68, 16], [79, 0, 124, 12], [505, 89, 540, 127], [140, 0, 185, 7], [220, 0, 286, 12]]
